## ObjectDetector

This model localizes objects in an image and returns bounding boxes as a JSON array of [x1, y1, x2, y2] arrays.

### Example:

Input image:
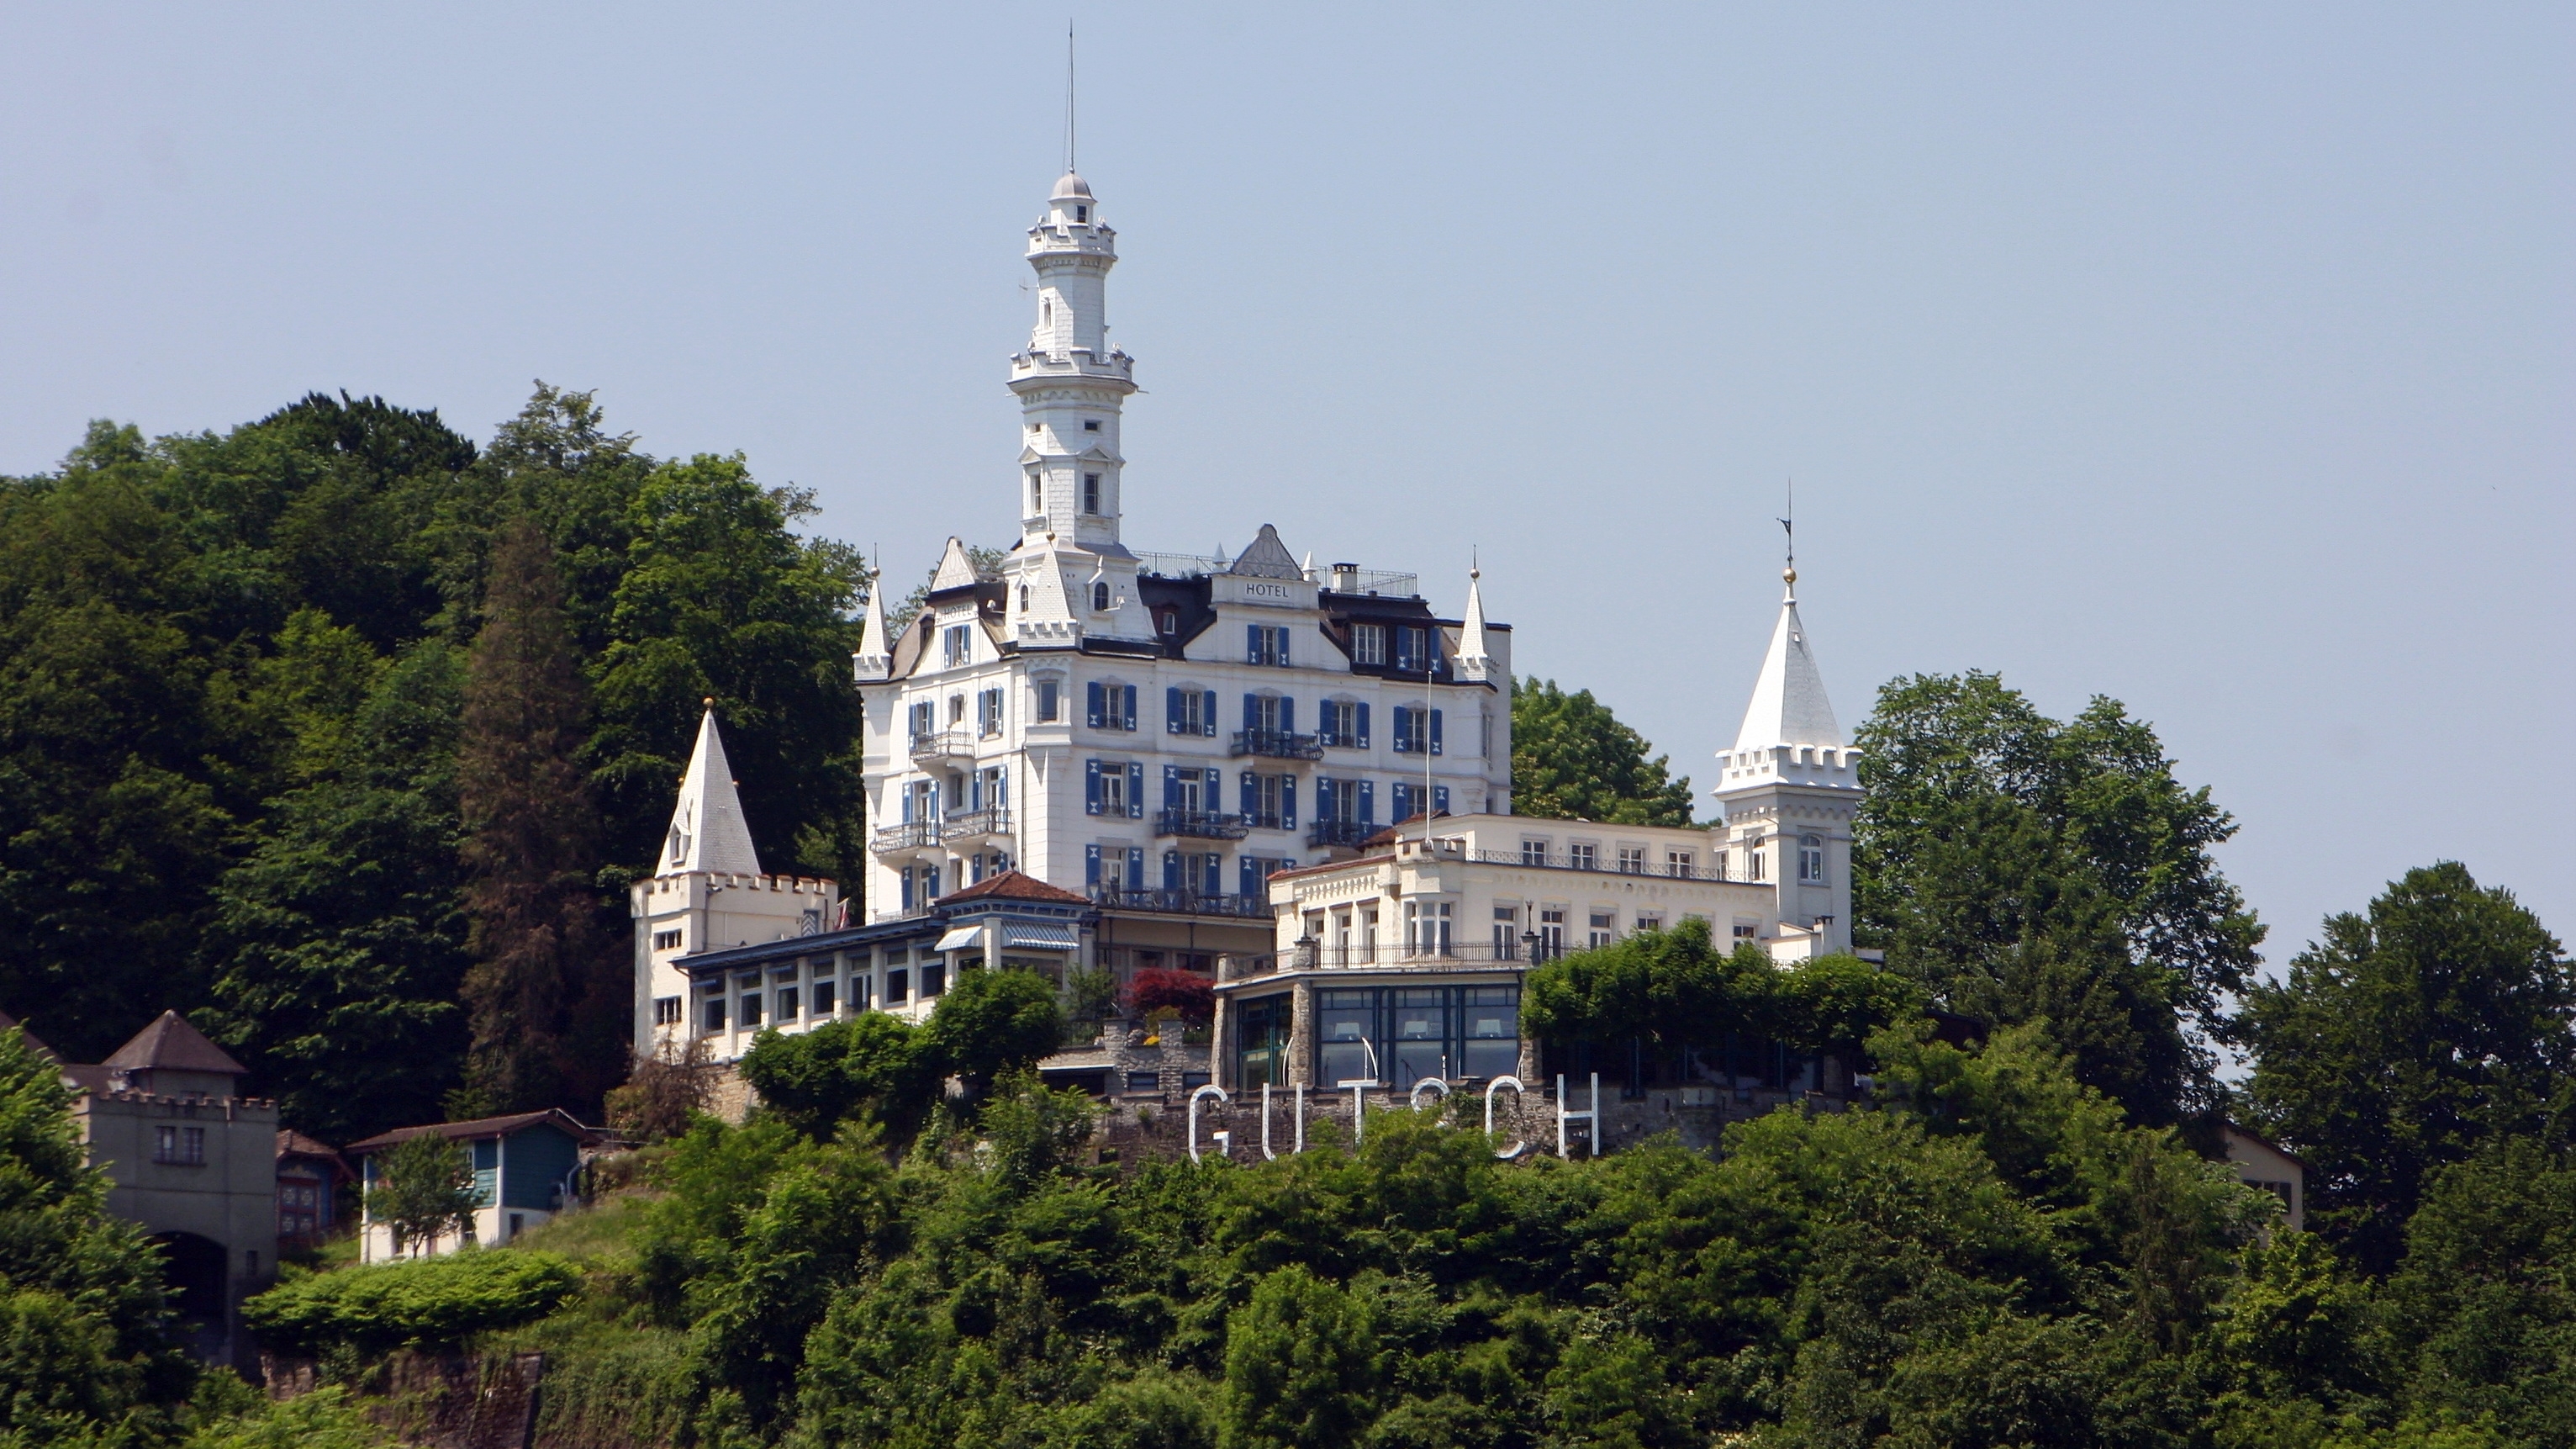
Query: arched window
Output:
[[1018, 584, 1032, 612], [1092, 580, 1110, 611], [1797, 835, 1826, 884]]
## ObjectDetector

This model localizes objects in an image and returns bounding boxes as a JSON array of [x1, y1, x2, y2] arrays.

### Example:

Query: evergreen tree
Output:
[[457, 519, 620, 1115], [1509, 677, 1697, 827]]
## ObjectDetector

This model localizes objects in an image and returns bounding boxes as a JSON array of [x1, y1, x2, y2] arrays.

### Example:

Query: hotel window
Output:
[[885, 968, 910, 1005], [1403, 900, 1453, 957], [773, 969, 800, 1022], [1634, 912, 1664, 933], [922, 962, 948, 997], [847, 971, 873, 1011], [977, 687, 1004, 736], [1028, 473, 1043, 515], [1092, 580, 1110, 611], [1166, 687, 1213, 737], [1319, 698, 1370, 748], [948, 693, 966, 727], [811, 976, 837, 1017], [1617, 846, 1647, 875], [1086, 681, 1138, 731], [1798, 836, 1827, 884], [1538, 907, 1566, 957], [701, 992, 726, 1033], [1083, 419, 1101, 431], [737, 975, 764, 1028], [1247, 625, 1291, 667], [1159, 608, 1179, 636], [1665, 849, 1696, 878], [153, 1125, 206, 1166], [1391, 706, 1443, 754], [1521, 838, 1549, 866], [1082, 473, 1102, 514], [1568, 843, 1597, 871], [942, 626, 971, 669], [1394, 626, 1433, 674], [1747, 847, 1766, 881], [652, 928, 682, 951], [1036, 680, 1062, 722], [907, 700, 934, 740], [1734, 919, 1761, 940], [653, 996, 682, 1026], [1492, 903, 1521, 956], [1588, 911, 1617, 949], [1350, 622, 1386, 665]]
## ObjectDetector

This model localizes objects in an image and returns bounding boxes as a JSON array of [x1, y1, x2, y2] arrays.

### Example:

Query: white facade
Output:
[[1710, 571, 1863, 955], [852, 170, 1512, 944]]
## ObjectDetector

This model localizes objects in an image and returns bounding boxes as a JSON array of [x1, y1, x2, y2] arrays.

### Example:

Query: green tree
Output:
[[1854, 671, 2262, 1124], [924, 968, 1067, 1099], [1222, 1266, 1385, 1449], [0, 1023, 196, 1440], [736, 1014, 940, 1144], [457, 519, 620, 1116], [368, 1132, 478, 1256], [2239, 862, 2573, 1272], [1509, 679, 1696, 826]]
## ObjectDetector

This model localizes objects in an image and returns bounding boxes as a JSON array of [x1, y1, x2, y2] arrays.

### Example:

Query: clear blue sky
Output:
[[3, 4, 2568, 966]]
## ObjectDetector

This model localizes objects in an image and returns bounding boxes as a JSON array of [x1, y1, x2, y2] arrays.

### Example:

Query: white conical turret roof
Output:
[[1732, 573, 1843, 753], [853, 559, 892, 680], [1457, 562, 1495, 682], [660, 708, 762, 876]]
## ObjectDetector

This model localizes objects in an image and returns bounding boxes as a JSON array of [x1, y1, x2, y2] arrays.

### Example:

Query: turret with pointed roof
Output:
[[853, 556, 893, 681], [1712, 567, 1863, 957], [1455, 562, 1496, 684], [661, 708, 762, 876]]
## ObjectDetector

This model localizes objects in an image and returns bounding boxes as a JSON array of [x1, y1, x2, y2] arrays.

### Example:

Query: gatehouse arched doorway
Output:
[[150, 1232, 231, 1362]]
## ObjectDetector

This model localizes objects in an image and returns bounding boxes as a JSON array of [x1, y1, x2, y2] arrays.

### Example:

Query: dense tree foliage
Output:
[[1509, 678, 1697, 827], [1523, 918, 1925, 1062], [0, 1024, 198, 1441], [2241, 863, 2575, 1273], [1853, 671, 2263, 1126], [0, 389, 869, 1138], [736, 967, 1066, 1145]]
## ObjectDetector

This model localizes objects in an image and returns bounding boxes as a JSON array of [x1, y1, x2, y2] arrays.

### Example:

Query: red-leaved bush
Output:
[[1126, 967, 1214, 1023]]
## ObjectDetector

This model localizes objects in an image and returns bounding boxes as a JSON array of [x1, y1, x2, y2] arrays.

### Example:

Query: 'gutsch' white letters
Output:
[[1186, 1074, 1602, 1166]]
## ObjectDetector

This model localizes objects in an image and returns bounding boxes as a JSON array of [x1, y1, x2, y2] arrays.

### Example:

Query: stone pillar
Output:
[[1286, 979, 1315, 1089], [1210, 993, 1233, 1090]]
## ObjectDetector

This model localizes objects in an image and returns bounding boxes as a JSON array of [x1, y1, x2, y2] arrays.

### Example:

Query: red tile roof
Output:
[[102, 1011, 246, 1076], [936, 870, 1090, 906], [346, 1108, 601, 1154]]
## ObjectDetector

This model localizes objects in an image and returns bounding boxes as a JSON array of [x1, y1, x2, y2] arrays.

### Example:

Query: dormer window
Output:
[[1092, 580, 1110, 611], [1159, 609, 1178, 636], [1018, 584, 1032, 612]]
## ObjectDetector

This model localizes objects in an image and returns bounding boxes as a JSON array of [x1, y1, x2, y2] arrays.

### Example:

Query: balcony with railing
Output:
[[907, 729, 974, 763], [1472, 849, 1732, 883], [1306, 818, 1378, 849], [1231, 941, 1543, 979], [1154, 808, 1249, 841], [1090, 886, 1275, 919], [871, 820, 942, 854], [1228, 728, 1324, 761], [940, 806, 1011, 843]]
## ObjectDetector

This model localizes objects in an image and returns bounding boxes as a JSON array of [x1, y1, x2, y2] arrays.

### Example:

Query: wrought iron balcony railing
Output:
[[907, 729, 974, 762], [940, 806, 1011, 842], [1306, 819, 1378, 849], [1154, 809, 1249, 841], [871, 820, 941, 853], [1089, 886, 1275, 919], [1228, 728, 1325, 761]]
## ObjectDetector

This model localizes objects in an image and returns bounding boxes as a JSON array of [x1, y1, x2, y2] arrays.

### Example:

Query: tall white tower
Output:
[[1000, 171, 1153, 645]]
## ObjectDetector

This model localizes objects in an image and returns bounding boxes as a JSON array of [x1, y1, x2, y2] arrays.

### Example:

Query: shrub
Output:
[[1127, 968, 1214, 1024], [242, 1251, 580, 1355]]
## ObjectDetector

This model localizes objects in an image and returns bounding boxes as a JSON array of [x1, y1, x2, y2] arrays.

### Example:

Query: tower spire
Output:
[[1456, 553, 1496, 683], [853, 550, 892, 680], [1064, 20, 1076, 175], [661, 706, 762, 876]]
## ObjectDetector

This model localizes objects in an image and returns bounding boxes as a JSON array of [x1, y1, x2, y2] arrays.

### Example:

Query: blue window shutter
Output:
[[901, 788, 916, 824], [1359, 779, 1375, 823], [1085, 759, 1102, 816], [1276, 627, 1290, 667], [1280, 696, 1295, 733], [1240, 854, 1257, 897], [1239, 771, 1256, 816], [1122, 685, 1138, 730], [1243, 693, 1259, 730], [1127, 846, 1145, 884], [1163, 849, 1181, 890], [1282, 776, 1297, 830], [1434, 785, 1450, 814], [1430, 709, 1444, 755], [1086, 681, 1105, 728], [1166, 686, 1182, 733], [1316, 778, 1335, 821], [1392, 706, 1411, 754], [1085, 844, 1101, 886], [925, 865, 940, 898], [1246, 624, 1261, 663], [1393, 781, 1412, 822], [1163, 764, 1179, 809], [1356, 701, 1370, 748], [1201, 690, 1218, 737], [1204, 769, 1222, 812], [1127, 762, 1145, 817]]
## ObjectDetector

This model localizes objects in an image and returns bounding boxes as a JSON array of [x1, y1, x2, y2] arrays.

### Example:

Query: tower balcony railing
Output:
[[1306, 819, 1378, 849], [1090, 886, 1274, 920], [908, 729, 974, 764], [940, 806, 1011, 843], [1154, 809, 1249, 842], [871, 821, 942, 854], [1229, 728, 1325, 761]]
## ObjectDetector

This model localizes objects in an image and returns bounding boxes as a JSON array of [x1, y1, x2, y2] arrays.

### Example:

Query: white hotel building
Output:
[[630, 164, 1861, 1089]]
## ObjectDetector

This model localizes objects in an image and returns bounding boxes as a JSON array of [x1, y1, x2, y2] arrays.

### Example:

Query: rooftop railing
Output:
[[1471, 849, 1732, 883]]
